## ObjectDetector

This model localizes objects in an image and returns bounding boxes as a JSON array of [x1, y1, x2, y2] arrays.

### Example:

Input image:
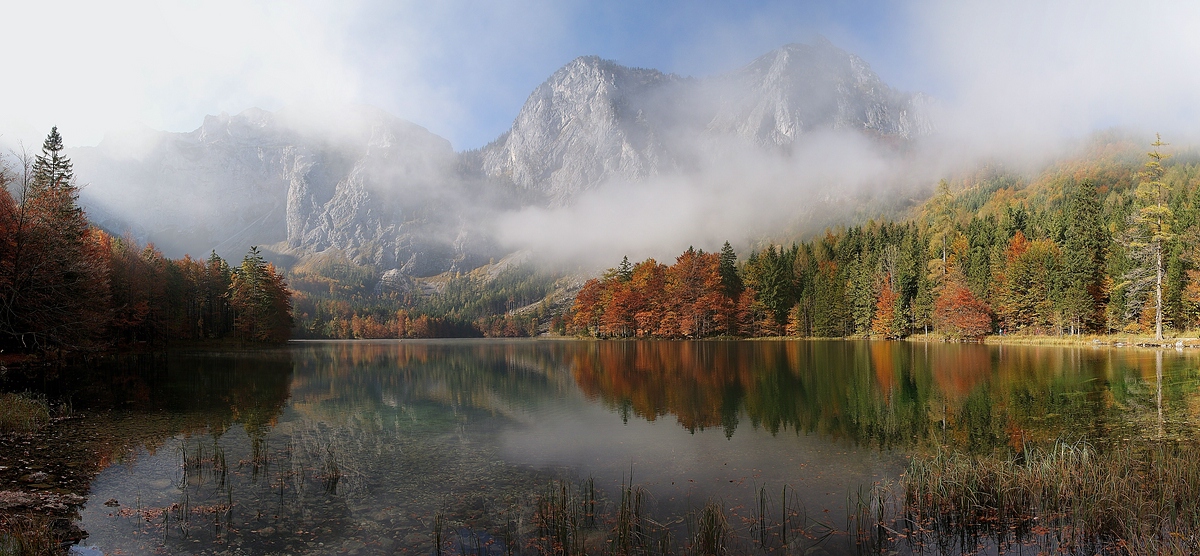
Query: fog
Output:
[[6, 1, 1200, 272], [494, 130, 928, 266]]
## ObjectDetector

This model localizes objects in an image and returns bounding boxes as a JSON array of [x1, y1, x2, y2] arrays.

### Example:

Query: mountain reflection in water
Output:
[[63, 340, 1200, 555]]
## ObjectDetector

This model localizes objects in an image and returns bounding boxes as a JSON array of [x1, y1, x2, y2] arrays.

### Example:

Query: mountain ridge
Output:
[[69, 39, 931, 276]]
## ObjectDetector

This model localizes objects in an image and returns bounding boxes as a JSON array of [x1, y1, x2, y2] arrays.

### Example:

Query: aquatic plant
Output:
[[690, 502, 729, 556]]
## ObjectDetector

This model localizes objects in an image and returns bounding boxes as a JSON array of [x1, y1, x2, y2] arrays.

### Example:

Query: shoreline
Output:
[[906, 332, 1200, 349]]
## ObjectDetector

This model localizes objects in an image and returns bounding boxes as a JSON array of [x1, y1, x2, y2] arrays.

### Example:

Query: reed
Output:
[[0, 514, 61, 556], [900, 438, 1200, 553], [0, 392, 50, 433], [690, 502, 729, 556]]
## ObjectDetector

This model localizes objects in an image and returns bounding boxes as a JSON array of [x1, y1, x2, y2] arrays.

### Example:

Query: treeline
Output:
[[572, 136, 1200, 340], [0, 128, 292, 355], [290, 253, 555, 339]]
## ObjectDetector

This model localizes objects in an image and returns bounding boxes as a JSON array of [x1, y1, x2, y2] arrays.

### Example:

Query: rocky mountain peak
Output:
[[478, 56, 681, 205], [708, 39, 928, 145]]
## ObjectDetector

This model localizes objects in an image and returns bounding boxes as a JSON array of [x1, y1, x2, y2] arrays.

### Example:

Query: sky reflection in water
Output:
[[70, 340, 1200, 554]]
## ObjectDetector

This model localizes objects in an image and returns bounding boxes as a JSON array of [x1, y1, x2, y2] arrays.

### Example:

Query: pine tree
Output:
[[718, 241, 743, 298], [31, 126, 74, 193], [615, 256, 633, 282]]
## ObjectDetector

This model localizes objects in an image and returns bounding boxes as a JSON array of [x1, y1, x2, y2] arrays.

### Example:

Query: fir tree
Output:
[[31, 126, 74, 192], [718, 241, 743, 298]]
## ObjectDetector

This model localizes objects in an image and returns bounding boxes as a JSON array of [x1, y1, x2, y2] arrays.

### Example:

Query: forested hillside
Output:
[[288, 253, 566, 339], [571, 134, 1200, 339], [0, 129, 293, 356]]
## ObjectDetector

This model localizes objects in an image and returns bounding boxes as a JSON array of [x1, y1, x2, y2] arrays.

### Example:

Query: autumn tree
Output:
[[870, 273, 904, 338], [0, 129, 109, 352], [934, 275, 992, 339], [994, 232, 1062, 333]]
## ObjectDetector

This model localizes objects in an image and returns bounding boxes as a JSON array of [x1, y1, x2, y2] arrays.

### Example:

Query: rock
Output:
[[68, 546, 104, 556]]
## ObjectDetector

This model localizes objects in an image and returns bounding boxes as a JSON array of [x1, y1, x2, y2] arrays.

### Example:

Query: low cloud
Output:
[[494, 130, 932, 267]]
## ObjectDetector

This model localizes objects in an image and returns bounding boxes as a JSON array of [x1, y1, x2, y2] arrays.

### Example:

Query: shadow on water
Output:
[[5, 340, 1199, 554]]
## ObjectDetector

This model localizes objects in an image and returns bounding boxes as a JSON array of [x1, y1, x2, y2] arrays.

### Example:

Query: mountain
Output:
[[74, 106, 501, 275], [707, 40, 931, 145], [70, 39, 930, 276], [474, 38, 931, 205]]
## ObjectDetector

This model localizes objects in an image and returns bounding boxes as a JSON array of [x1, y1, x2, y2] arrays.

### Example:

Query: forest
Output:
[[288, 254, 558, 339], [0, 128, 293, 356], [8, 128, 1196, 348], [571, 134, 1200, 340]]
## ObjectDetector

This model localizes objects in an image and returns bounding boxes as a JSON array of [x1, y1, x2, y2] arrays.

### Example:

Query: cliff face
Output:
[[72, 39, 930, 275], [75, 106, 498, 276], [706, 41, 932, 145], [478, 56, 684, 206]]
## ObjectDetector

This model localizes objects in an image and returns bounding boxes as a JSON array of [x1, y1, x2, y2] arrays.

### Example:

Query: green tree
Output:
[[718, 241, 743, 298], [1059, 179, 1107, 334], [229, 247, 293, 343], [31, 126, 74, 193]]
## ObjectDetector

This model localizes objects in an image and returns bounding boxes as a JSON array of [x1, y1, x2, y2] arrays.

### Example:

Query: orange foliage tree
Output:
[[934, 276, 993, 339], [570, 248, 737, 338], [871, 273, 903, 338]]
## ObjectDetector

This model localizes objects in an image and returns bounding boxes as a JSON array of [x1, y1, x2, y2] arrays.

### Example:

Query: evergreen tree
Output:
[[229, 247, 293, 343], [0, 128, 108, 351], [1123, 135, 1173, 340], [718, 241, 743, 298], [615, 256, 633, 282], [1059, 179, 1107, 333], [31, 126, 74, 193]]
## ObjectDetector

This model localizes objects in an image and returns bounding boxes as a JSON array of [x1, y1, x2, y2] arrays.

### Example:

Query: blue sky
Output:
[[3, 1, 1199, 151]]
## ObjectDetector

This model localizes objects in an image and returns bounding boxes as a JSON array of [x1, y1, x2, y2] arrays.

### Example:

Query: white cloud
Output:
[[1, 0, 359, 147], [911, 1, 1200, 152]]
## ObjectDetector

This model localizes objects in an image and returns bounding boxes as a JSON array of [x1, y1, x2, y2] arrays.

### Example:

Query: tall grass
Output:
[[0, 515, 61, 556], [900, 438, 1200, 553], [0, 392, 50, 433], [451, 477, 851, 556]]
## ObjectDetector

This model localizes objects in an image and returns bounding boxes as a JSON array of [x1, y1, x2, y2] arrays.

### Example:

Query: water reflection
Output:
[[61, 340, 1200, 555]]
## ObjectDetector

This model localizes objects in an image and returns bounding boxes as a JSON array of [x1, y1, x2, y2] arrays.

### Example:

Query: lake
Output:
[[48, 340, 1200, 554]]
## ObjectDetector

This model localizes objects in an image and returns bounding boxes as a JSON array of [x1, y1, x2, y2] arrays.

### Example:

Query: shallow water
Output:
[[57, 340, 1200, 554]]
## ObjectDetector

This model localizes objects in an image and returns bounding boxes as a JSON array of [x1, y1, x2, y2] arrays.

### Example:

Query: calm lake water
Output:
[[56, 340, 1200, 555]]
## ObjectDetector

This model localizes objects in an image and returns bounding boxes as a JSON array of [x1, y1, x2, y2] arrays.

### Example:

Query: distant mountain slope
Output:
[[74, 106, 500, 275], [71, 38, 930, 275]]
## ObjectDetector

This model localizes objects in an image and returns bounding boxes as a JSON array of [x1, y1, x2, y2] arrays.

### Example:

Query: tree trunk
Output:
[[1156, 246, 1163, 341]]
